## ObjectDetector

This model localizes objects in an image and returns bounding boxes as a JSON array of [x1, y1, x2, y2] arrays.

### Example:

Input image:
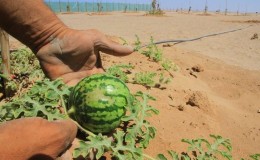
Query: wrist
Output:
[[0, 0, 68, 53], [30, 21, 69, 53], [10, 15, 68, 53]]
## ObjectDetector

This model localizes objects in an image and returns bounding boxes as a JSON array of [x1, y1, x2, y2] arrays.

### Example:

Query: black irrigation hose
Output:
[[140, 25, 253, 48]]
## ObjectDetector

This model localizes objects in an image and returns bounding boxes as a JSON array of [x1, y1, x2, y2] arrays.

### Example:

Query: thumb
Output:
[[96, 37, 134, 56]]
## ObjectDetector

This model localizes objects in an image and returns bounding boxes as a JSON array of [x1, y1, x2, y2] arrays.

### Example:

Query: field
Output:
[[6, 11, 260, 159]]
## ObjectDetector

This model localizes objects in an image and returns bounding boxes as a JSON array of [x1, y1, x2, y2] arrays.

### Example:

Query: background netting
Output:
[[44, 1, 152, 12]]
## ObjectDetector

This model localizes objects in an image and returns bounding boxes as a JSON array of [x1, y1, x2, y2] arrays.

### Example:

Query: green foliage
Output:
[[134, 36, 179, 75], [147, 9, 165, 16], [161, 59, 179, 72], [134, 34, 142, 51], [241, 154, 260, 160], [159, 73, 172, 84], [0, 79, 69, 122], [183, 134, 232, 160], [73, 91, 159, 160], [119, 37, 128, 45], [106, 64, 134, 82], [134, 72, 157, 87], [250, 154, 260, 160], [10, 48, 41, 75], [141, 37, 163, 62], [157, 135, 233, 160], [5, 80, 18, 93], [0, 48, 45, 95]]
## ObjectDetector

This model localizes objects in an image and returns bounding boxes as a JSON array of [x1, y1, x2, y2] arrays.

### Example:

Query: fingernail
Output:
[[125, 45, 134, 51]]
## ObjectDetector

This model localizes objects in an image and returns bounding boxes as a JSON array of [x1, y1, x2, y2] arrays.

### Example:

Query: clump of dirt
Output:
[[191, 64, 204, 72], [251, 33, 258, 40], [186, 91, 210, 112], [185, 64, 204, 78], [177, 105, 184, 111]]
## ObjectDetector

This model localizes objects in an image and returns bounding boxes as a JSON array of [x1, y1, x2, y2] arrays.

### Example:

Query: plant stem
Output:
[[60, 96, 96, 137], [143, 153, 157, 160], [72, 119, 96, 137]]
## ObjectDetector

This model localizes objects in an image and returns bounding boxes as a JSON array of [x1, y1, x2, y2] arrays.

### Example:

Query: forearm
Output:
[[0, 0, 67, 52]]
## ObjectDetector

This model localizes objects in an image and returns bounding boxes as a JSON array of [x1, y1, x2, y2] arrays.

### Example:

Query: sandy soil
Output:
[[11, 11, 260, 159]]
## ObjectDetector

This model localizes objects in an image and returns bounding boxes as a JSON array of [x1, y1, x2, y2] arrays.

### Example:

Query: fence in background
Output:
[[45, 1, 152, 13]]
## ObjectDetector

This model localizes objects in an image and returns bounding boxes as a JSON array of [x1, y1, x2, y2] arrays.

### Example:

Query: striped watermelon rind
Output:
[[67, 73, 131, 134]]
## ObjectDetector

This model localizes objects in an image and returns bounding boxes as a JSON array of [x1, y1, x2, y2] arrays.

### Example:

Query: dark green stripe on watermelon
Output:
[[67, 73, 131, 134]]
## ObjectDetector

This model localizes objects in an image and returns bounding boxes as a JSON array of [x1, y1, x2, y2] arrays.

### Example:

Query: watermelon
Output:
[[67, 73, 131, 134]]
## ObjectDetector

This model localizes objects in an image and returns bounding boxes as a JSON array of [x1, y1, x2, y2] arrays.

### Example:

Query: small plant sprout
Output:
[[161, 59, 179, 72], [106, 64, 134, 82], [134, 72, 157, 88], [159, 73, 172, 84], [157, 135, 233, 160], [119, 37, 128, 45], [141, 36, 163, 62], [134, 34, 142, 51]]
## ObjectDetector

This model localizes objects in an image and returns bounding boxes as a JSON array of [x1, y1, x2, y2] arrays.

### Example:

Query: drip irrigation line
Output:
[[140, 25, 252, 48]]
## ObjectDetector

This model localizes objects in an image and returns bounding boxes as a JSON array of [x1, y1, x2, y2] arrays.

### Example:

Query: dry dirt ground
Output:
[[11, 11, 260, 159]]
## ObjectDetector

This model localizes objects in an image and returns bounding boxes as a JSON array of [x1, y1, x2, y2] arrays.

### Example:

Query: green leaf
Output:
[[134, 72, 157, 87], [106, 64, 134, 82], [250, 154, 260, 160], [110, 131, 143, 160], [0, 79, 69, 122], [134, 34, 142, 51], [157, 154, 168, 160], [73, 134, 111, 159], [168, 150, 179, 160]]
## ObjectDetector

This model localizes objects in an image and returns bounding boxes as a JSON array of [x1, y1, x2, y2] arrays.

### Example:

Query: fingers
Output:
[[0, 117, 77, 160], [96, 36, 134, 56], [51, 119, 78, 150]]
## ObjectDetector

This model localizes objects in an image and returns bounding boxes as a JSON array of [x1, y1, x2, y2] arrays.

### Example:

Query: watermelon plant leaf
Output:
[[111, 130, 143, 160], [134, 34, 142, 51], [73, 141, 90, 158], [124, 92, 158, 148], [208, 134, 232, 160], [0, 79, 69, 122], [106, 64, 134, 82], [249, 154, 260, 160], [134, 72, 157, 87], [156, 150, 191, 160], [167, 150, 180, 160], [119, 37, 128, 45], [161, 59, 179, 72], [141, 36, 162, 62], [73, 134, 111, 159], [157, 154, 168, 160], [181, 135, 233, 160]]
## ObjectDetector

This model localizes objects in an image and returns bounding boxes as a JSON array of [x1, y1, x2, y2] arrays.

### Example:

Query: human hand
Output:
[[36, 29, 133, 86], [0, 117, 77, 160]]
